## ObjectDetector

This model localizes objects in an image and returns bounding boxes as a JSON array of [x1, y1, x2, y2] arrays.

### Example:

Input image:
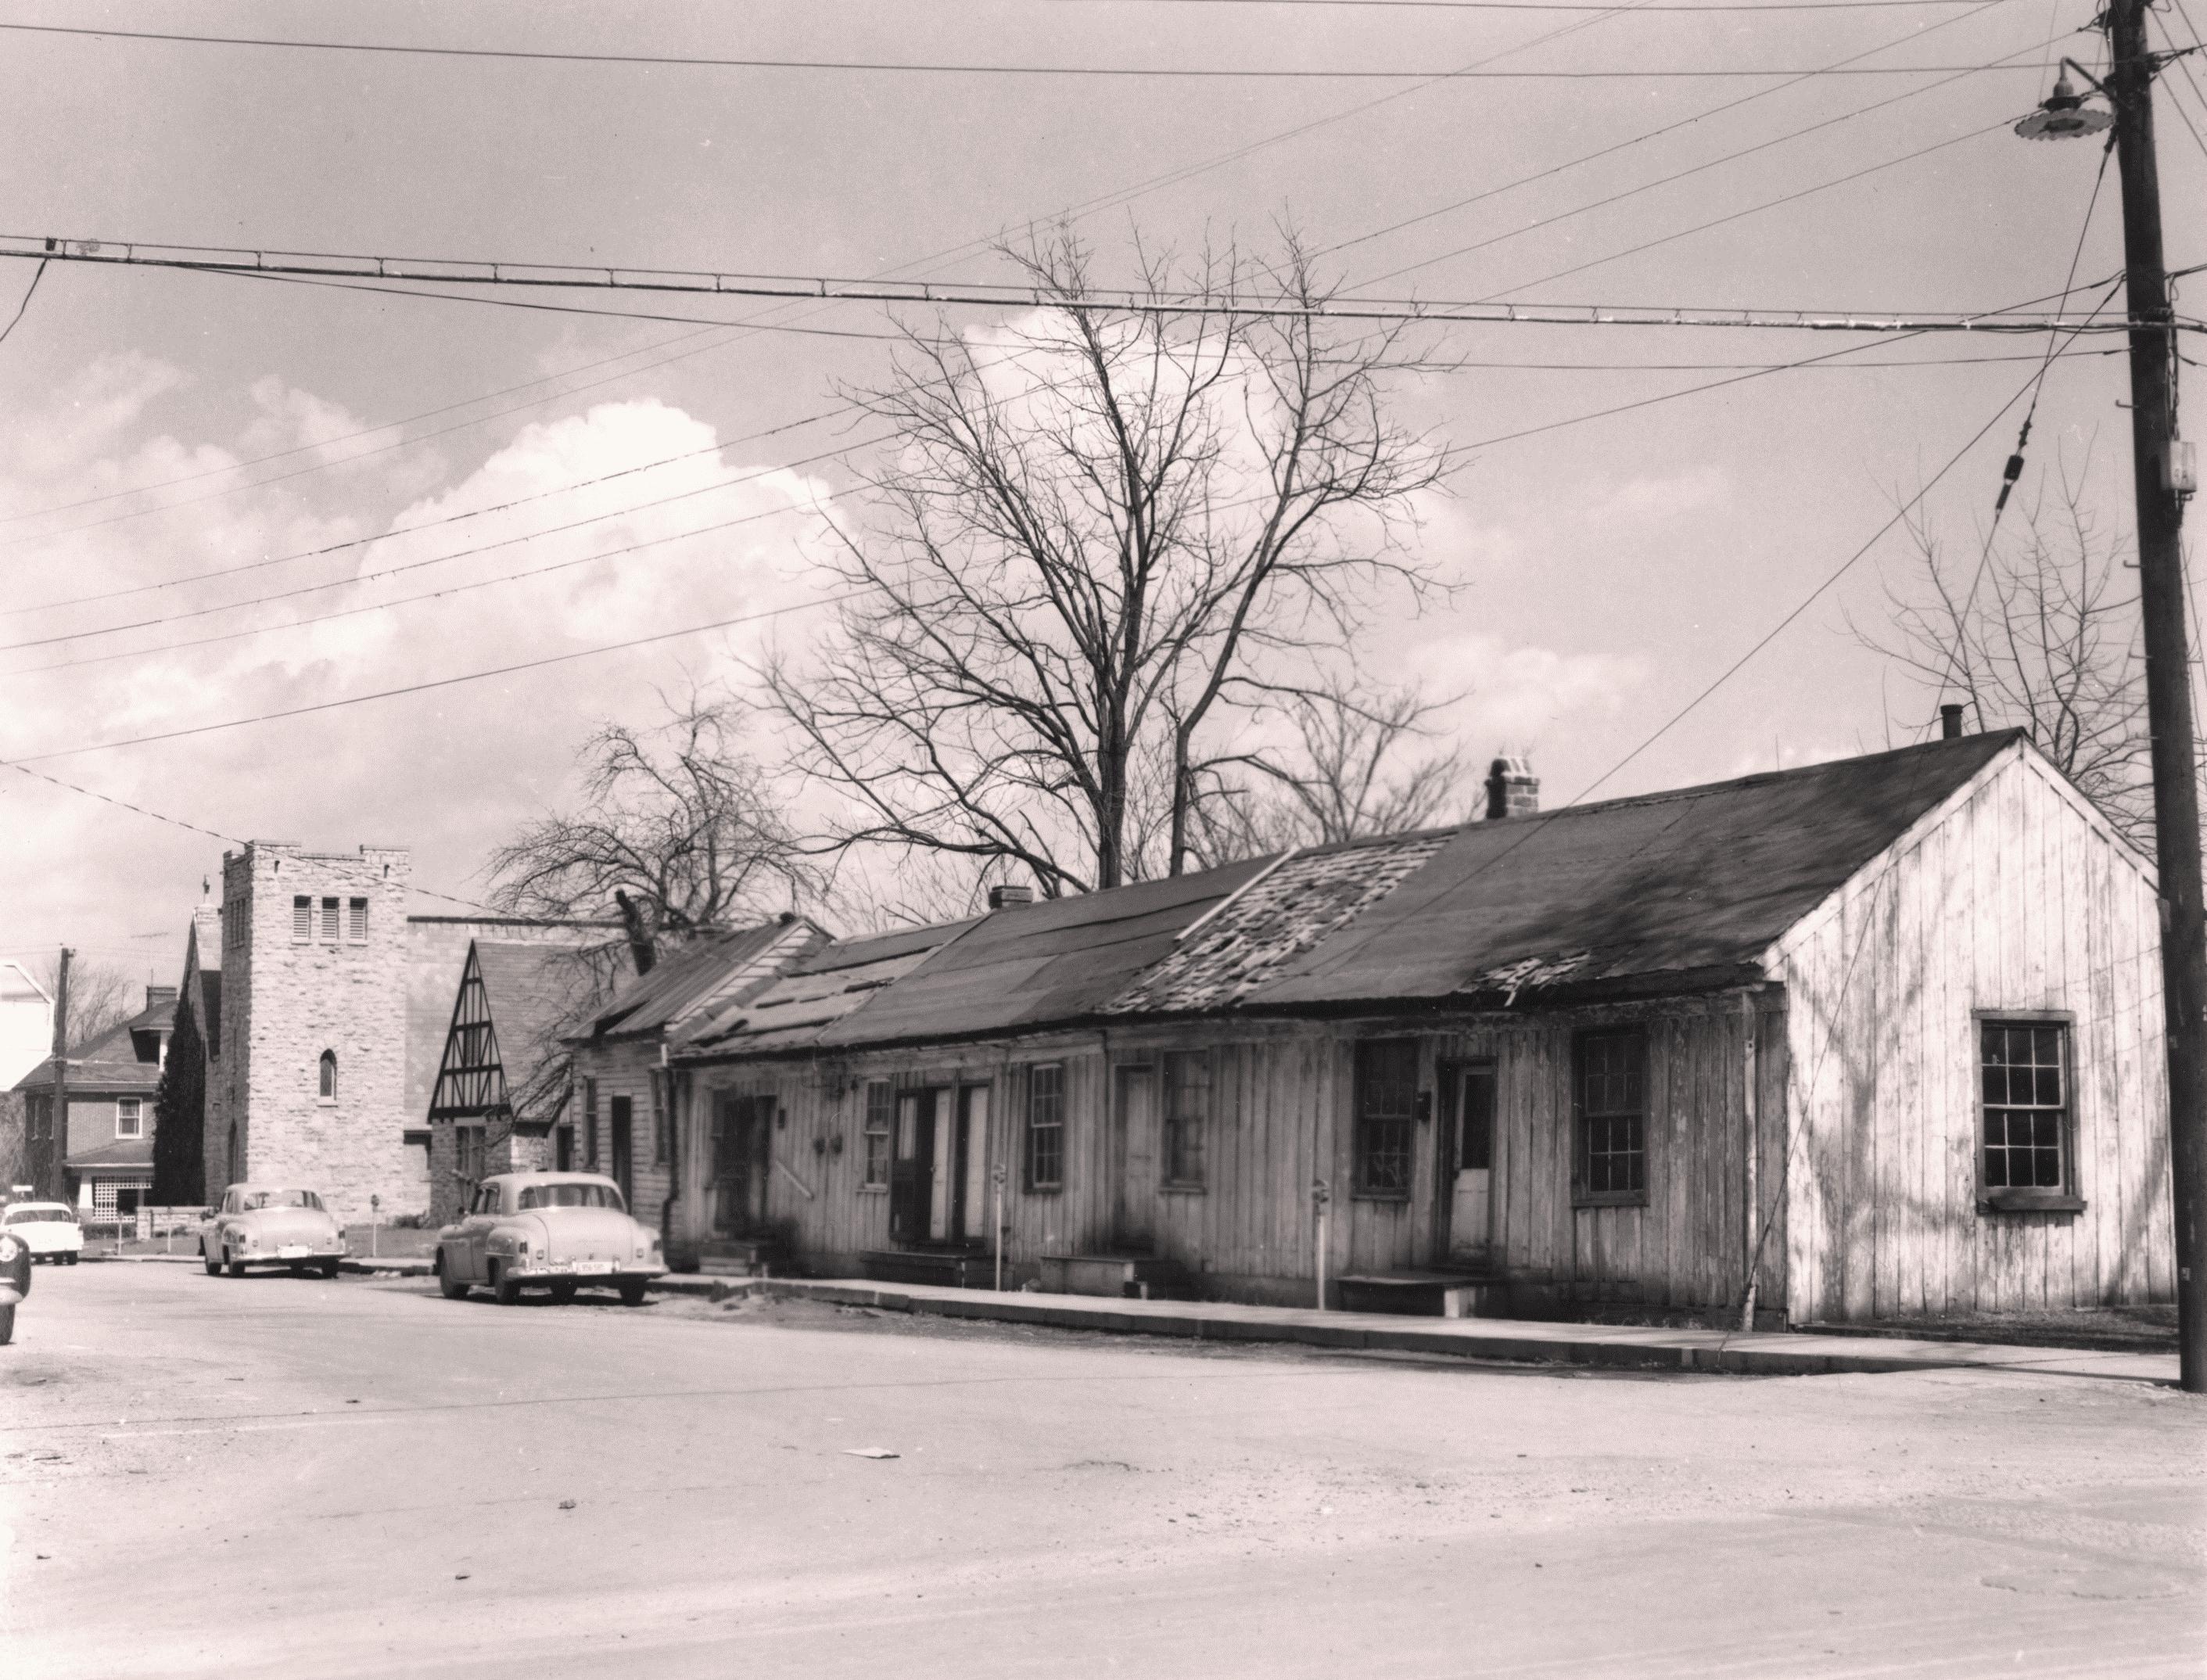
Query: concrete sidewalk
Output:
[[703, 1275, 2180, 1386]]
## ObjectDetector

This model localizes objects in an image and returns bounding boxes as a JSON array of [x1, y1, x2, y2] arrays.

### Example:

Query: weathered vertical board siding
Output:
[[1769, 746, 2171, 1323], [697, 1003, 1779, 1312]]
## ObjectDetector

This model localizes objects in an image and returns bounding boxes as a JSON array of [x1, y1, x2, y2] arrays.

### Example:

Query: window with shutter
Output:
[[347, 898, 368, 942], [292, 896, 312, 942], [319, 897, 340, 942]]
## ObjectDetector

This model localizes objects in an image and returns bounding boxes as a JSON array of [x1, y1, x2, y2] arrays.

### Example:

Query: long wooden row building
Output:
[[537, 728, 2173, 1326]]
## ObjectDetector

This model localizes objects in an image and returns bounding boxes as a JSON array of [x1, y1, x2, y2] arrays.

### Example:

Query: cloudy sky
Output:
[[0, 0, 2198, 991]]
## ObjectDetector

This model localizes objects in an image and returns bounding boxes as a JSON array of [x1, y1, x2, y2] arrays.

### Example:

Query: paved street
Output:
[[2, 1264, 2201, 1679]]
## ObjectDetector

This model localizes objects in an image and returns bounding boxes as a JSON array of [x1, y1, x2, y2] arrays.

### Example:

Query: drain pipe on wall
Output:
[[1739, 990, 1760, 1334], [1312, 1177, 1331, 1311]]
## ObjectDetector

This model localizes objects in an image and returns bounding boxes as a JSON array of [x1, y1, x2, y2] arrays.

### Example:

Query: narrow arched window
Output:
[[319, 1050, 338, 1100]]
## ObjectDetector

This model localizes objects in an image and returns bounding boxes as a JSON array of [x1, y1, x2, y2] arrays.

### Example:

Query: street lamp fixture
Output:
[[2015, 62, 2115, 140]]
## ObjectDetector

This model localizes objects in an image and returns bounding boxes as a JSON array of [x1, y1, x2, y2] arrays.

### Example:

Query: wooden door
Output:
[[1111, 1066, 1158, 1253], [1444, 1062, 1497, 1263], [891, 1091, 938, 1244], [956, 1086, 991, 1244], [712, 1095, 771, 1237]]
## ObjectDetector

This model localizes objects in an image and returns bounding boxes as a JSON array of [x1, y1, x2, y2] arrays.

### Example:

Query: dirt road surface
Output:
[[2, 1264, 2199, 1678]]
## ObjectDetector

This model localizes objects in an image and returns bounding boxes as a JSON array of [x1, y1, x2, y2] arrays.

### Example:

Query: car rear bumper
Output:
[[505, 1262, 666, 1283]]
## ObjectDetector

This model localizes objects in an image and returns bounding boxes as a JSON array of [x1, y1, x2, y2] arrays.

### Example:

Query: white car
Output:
[[1, 1202, 83, 1264], [203, 1183, 347, 1278], [436, 1172, 665, 1305]]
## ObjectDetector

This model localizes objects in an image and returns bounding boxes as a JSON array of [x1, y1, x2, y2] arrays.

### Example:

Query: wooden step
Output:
[[1335, 1271, 1509, 1319], [859, 1248, 998, 1290], [1038, 1252, 1186, 1300]]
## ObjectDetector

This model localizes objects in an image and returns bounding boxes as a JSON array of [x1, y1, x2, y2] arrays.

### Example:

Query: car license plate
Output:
[[278, 1245, 310, 1258], [573, 1261, 614, 1275]]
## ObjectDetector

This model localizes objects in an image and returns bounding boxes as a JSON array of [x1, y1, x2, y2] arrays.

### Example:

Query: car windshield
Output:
[[240, 1190, 324, 1212], [517, 1183, 626, 1212], [4, 1207, 74, 1223]]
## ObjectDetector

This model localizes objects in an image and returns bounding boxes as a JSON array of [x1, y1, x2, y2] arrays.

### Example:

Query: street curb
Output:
[[340, 1257, 433, 1276], [738, 1279, 2177, 1385]]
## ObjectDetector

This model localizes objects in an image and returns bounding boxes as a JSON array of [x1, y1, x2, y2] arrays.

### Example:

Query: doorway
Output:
[[608, 1095, 633, 1204], [711, 1093, 772, 1236], [893, 1087, 992, 1246], [1437, 1061, 1497, 1264], [1111, 1064, 1159, 1252]]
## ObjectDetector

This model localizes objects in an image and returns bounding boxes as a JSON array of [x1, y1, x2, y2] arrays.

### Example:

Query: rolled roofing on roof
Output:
[[664, 731, 2040, 1060]]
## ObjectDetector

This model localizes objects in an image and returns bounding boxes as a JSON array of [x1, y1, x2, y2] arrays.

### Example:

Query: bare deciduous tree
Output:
[[1183, 677, 1471, 867], [767, 226, 1455, 897], [34, 953, 141, 1050], [1856, 465, 2151, 842], [486, 691, 818, 970]]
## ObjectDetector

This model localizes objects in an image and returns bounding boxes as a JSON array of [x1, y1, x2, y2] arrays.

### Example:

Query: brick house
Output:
[[13, 985, 174, 1219]]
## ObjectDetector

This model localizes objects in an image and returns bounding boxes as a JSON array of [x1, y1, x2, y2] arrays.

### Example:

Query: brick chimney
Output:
[[1484, 756, 1539, 821], [145, 984, 178, 1011], [1940, 702, 1965, 740], [988, 882, 1035, 910]]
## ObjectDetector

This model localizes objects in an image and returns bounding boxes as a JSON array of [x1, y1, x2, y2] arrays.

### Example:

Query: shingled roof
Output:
[[669, 730, 2034, 1059], [11, 991, 173, 1095]]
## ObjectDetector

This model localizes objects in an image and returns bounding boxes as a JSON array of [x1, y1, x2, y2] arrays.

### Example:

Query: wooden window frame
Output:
[[115, 1097, 143, 1140], [1024, 1062, 1065, 1194], [1161, 1050, 1210, 1190], [1573, 1027, 1649, 1209], [1975, 1011, 2086, 1215], [860, 1079, 893, 1191], [1352, 1039, 1420, 1201]]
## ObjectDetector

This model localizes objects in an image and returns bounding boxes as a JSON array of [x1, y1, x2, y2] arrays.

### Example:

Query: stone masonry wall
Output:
[[216, 842, 418, 1219]]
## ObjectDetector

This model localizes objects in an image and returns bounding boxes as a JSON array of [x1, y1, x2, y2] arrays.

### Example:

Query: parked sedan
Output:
[[435, 1172, 665, 1306], [1, 1201, 82, 1264], [202, 1184, 346, 1278]]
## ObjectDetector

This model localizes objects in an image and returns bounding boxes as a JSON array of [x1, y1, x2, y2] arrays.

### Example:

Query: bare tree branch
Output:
[[766, 224, 1458, 896]]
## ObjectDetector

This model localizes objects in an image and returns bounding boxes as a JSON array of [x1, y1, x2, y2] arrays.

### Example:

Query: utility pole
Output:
[[45, 947, 71, 1204], [2108, 0, 2205, 1395], [2022, 13, 2205, 1391]]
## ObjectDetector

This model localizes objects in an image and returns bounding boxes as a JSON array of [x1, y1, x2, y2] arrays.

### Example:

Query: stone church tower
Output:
[[206, 842, 414, 1218]]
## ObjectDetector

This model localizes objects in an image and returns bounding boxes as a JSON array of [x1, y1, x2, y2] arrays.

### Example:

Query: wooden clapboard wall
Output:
[[692, 1001, 1785, 1314], [1767, 741, 2171, 1323]]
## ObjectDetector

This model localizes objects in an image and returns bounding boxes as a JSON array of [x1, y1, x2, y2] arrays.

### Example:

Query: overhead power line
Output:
[[1048, 0, 2004, 9], [0, 20, 2051, 77], [0, 239, 2176, 334]]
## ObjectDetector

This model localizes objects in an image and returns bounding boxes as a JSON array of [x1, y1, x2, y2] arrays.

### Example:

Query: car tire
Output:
[[225, 1251, 246, 1279], [65, 1254, 78, 1265], [0, 1301, 13, 1345], [550, 1281, 578, 1305], [320, 1258, 342, 1280], [491, 1262, 521, 1307], [203, 1249, 221, 1276], [618, 1279, 648, 1308], [436, 1251, 469, 1301]]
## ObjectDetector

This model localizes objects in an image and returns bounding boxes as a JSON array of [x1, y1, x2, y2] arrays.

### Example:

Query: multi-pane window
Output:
[[292, 896, 313, 942], [455, 1123, 486, 1190], [1025, 1063, 1065, 1190], [115, 1097, 143, 1139], [1163, 1050, 1209, 1187], [1354, 1039, 1419, 1196], [1576, 1029, 1647, 1204], [1982, 1021, 2070, 1193], [862, 1080, 893, 1188], [347, 897, 368, 942]]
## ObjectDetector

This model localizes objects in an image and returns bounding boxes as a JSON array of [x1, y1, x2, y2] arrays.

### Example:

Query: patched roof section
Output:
[[1104, 831, 1448, 1015], [677, 919, 981, 1057], [583, 918, 829, 1042]]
